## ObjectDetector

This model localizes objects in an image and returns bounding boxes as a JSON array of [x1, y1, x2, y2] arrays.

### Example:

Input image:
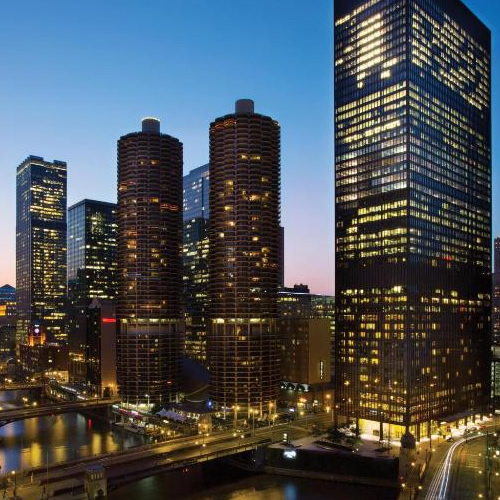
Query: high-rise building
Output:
[[0, 284, 16, 355], [493, 237, 500, 345], [183, 164, 210, 364], [277, 284, 333, 410], [68, 199, 118, 305], [67, 199, 118, 394], [491, 237, 500, 407], [335, 0, 491, 441], [278, 285, 336, 387], [117, 118, 184, 406], [208, 99, 281, 418], [16, 155, 67, 345], [0, 285, 16, 323]]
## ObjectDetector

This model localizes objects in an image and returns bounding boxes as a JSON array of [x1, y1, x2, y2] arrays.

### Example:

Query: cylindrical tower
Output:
[[208, 99, 281, 419], [117, 118, 184, 406]]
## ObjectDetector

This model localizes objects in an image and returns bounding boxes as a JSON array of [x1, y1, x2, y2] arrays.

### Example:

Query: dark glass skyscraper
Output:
[[117, 118, 183, 406], [335, 0, 491, 440], [68, 199, 118, 304], [493, 238, 500, 346], [183, 164, 210, 364], [492, 238, 500, 406], [67, 199, 118, 393], [16, 156, 67, 345], [208, 99, 281, 418]]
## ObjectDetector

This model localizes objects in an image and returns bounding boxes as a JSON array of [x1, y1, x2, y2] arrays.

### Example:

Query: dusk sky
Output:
[[0, 0, 498, 295]]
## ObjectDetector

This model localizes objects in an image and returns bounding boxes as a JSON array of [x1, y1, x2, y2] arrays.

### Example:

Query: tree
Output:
[[326, 426, 344, 444]]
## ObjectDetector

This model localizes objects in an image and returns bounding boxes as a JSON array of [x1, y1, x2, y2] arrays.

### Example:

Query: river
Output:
[[0, 389, 147, 472], [0, 390, 398, 499], [109, 462, 399, 499]]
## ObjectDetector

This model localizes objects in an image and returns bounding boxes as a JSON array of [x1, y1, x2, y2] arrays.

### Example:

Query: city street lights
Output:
[[326, 394, 333, 424], [250, 409, 256, 436], [233, 405, 240, 428], [11, 470, 16, 497]]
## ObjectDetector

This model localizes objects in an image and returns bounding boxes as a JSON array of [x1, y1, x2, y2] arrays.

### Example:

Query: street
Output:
[[422, 426, 500, 500]]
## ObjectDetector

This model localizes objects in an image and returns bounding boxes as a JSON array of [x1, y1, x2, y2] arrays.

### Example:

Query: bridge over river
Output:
[[0, 397, 121, 426], [1, 424, 299, 499]]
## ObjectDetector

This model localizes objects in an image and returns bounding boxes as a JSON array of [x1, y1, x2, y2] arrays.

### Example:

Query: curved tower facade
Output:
[[117, 118, 183, 406], [208, 99, 281, 418]]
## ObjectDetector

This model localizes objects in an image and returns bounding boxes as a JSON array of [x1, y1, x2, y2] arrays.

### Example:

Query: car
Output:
[[446, 436, 454, 442]]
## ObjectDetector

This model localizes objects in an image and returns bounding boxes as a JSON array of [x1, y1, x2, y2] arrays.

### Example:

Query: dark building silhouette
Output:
[[117, 118, 183, 406], [335, 0, 491, 440], [16, 156, 67, 345], [208, 99, 281, 418], [183, 164, 210, 364]]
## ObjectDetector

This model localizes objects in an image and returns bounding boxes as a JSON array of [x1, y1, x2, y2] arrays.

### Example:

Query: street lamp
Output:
[[233, 405, 240, 428], [11, 470, 16, 497], [326, 394, 333, 424], [145, 393, 150, 410], [268, 402, 274, 426]]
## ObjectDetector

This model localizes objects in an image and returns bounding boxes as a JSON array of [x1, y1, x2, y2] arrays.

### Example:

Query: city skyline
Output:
[[0, 0, 498, 295]]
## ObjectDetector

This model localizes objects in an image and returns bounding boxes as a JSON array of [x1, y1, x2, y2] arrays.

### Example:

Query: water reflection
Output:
[[110, 463, 399, 500], [0, 390, 146, 472]]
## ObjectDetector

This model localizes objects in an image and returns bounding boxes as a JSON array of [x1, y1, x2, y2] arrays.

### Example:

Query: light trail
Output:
[[425, 434, 482, 500]]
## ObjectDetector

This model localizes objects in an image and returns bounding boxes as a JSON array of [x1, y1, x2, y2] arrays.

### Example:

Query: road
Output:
[[423, 428, 500, 500]]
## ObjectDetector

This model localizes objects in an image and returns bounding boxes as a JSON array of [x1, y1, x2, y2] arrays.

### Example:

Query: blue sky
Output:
[[0, 0, 497, 294]]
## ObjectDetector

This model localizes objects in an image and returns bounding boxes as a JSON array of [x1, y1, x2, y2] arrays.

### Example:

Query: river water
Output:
[[109, 465, 399, 500], [0, 390, 398, 499], [0, 390, 146, 472]]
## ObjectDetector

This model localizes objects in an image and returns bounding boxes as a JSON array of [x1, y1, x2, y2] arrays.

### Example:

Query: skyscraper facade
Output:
[[491, 237, 500, 406], [117, 118, 184, 406], [68, 199, 118, 305], [0, 284, 17, 355], [67, 199, 118, 393], [183, 164, 210, 364], [335, 0, 491, 440], [16, 156, 67, 345], [208, 99, 281, 417], [493, 238, 500, 345]]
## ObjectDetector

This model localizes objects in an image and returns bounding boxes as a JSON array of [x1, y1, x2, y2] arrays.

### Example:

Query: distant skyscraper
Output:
[[208, 99, 281, 417], [0, 284, 16, 355], [117, 118, 183, 405], [67, 199, 118, 394], [183, 164, 210, 364], [68, 199, 118, 305], [0, 285, 16, 322], [16, 155, 67, 345], [183, 164, 210, 220], [335, 0, 491, 440], [277, 284, 333, 406]]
